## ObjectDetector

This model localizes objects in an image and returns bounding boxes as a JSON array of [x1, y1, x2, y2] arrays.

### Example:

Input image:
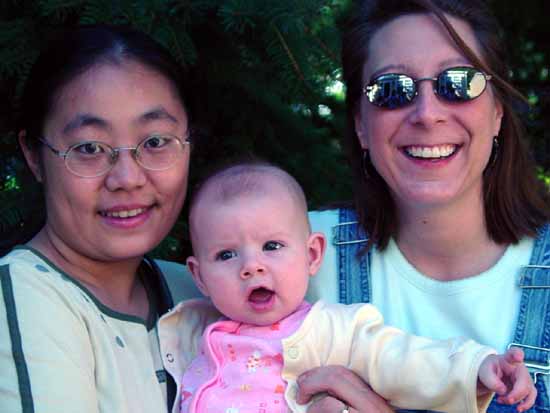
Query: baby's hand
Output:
[[478, 347, 536, 412]]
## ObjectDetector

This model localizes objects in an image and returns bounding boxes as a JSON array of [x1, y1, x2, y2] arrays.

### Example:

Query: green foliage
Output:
[[1, 0, 549, 261], [490, 0, 550, 167], [537, 167, 550, 189], [0, 183, 45, 256]]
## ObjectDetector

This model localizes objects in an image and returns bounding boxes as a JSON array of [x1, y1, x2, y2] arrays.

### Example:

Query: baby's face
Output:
[[187, 187, 324, 326]]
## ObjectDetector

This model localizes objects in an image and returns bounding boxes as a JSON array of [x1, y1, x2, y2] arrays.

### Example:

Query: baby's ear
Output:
[[306, 232, 326, 276], [186, 256, 210, 297]]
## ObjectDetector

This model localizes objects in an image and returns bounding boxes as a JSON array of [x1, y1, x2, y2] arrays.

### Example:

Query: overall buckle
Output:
[[332, 221, 368, 245], [508, 343, 550, 384], [518, 265, 550, 288]]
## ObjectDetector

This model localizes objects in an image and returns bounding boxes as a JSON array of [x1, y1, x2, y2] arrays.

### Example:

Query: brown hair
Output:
[[341, 0, 550, 250]]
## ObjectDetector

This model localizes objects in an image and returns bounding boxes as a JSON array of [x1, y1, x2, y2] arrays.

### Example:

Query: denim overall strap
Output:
[[334, 208, 371, 304], [489, 223, 550, 413]]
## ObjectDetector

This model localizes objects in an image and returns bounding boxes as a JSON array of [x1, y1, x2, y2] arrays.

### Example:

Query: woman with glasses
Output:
[[296, 0, 550, 412], [0, 25, 198, 412]]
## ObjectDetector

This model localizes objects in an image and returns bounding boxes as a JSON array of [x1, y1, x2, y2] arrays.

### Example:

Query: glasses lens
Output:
[[136, 135, 185, 171], [66, 142, 113, 177], [366, 74, 416, 109], [436, 68, 487, 102]]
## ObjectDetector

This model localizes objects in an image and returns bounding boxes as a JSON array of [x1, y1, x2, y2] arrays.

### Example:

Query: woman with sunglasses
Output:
[[296, 0, 550, 412], [0, 25, 203, 412]]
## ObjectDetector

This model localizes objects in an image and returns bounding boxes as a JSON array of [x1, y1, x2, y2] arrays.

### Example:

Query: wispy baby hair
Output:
[[188, 157, 308, 231], [189, 158, 307, 215]]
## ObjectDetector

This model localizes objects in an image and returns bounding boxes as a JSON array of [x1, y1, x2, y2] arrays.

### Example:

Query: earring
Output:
[[361, 150, 371, 180], [489, 137, 499, 167]]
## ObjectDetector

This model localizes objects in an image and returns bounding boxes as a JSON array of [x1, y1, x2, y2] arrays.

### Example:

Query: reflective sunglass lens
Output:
[[366, 74, 415, 108], [436, 68, 487, 102]]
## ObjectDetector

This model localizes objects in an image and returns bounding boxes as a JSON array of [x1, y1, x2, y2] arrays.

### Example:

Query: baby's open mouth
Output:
[[248, 287, 274, 303]]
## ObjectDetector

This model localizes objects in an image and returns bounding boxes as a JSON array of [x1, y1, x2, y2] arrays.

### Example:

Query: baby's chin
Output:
[[234, 313, 283, 327], [231, 309, 287, 327]]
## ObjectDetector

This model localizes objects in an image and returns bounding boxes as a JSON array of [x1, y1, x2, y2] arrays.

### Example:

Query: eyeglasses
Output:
[[39, 134, 190, 178], [363, 66, 492, 109]]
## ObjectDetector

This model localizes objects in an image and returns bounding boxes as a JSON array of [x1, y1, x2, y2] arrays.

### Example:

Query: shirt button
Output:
[[287, 347, 299, 359], [289, 386, 297, 399], [166, 353, 174, 362]]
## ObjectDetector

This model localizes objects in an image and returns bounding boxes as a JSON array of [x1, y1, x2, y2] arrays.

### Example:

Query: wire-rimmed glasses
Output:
[[39, 134, 190, 178]]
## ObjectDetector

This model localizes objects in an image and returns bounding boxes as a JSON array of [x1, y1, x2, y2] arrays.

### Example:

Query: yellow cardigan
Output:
[[158, 299, 495, 413]]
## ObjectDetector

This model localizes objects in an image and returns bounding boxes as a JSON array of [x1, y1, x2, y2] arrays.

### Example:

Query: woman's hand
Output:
[[297, 366, 394, 413]]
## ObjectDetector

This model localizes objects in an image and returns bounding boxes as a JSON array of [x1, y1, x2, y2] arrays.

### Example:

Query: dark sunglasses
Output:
[[363, 66, 492, 109]]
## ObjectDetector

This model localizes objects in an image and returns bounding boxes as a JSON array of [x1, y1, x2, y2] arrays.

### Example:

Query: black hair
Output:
[[7, 24, 190, 253], [18, 24, 189, 150]]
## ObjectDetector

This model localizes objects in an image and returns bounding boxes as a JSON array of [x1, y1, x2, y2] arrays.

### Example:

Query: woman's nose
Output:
[[407, 81, 448, 126], [104, 149, 147, 191]]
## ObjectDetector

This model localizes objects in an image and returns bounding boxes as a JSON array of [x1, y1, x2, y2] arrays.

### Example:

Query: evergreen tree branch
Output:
[[271, 23, 307, 87], [167, 25, 186, 67], [305, 25, 339, 63]]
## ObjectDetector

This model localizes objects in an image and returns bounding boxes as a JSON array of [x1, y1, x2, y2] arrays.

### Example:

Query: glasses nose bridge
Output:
[[413, 76, 439, 96], [408, 75, 449, 124], [111, 145, 140, 163]]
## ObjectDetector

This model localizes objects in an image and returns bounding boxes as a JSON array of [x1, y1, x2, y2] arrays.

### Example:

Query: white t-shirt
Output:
[[308, 209, 534, 353]]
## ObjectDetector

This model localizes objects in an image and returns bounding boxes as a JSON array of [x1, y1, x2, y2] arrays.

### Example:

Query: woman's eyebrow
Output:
[[369, 64, 409, 79], [368, 58, 471, 80], [61, 107, 180, 135], [139, 107, 179, 124], [62, 113, 108, 134], [438, 57, 471, 69]]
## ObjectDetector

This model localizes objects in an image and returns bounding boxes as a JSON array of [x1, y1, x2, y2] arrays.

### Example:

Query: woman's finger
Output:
[[305, 395, 358, 413], [297, 365, 393, 413]]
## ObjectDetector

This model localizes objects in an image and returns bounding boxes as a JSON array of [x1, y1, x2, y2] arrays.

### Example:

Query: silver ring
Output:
[[341, 405, 350, 413]]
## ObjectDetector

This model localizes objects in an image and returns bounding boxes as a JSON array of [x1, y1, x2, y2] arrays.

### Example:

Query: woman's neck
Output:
[[28, 227, 148, 318], [395, 194, 506, 281]]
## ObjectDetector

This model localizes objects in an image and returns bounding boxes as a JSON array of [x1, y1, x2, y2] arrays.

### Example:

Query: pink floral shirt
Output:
[[180, 302, 311, 413]]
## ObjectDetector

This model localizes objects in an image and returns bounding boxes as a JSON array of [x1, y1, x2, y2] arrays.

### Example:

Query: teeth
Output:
[[406, 145, 456, 159], [102, 208, 145, 218]]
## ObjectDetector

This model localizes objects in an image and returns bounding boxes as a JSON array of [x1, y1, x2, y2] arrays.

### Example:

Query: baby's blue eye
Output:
[[264, 241, 283, 251], [216, 250, 237, 261]]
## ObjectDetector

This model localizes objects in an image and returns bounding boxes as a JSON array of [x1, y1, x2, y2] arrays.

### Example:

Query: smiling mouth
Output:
[[403, 144, 460, 160], [99, 207, 151, 218], [248, 287, 275, 303]]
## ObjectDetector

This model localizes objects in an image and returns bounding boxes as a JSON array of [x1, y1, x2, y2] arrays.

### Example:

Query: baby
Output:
[[158, 160, 536, 413]]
